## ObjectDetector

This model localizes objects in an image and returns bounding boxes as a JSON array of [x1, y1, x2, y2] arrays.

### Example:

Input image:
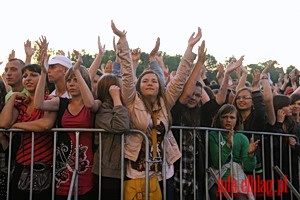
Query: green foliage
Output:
[[205, 54, 218, 71]]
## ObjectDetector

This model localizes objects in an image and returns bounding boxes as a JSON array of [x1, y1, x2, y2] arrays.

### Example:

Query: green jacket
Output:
[[209, 131, 256, 179]]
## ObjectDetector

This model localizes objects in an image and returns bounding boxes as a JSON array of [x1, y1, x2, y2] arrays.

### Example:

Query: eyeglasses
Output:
[[236, 95, 252, 100]]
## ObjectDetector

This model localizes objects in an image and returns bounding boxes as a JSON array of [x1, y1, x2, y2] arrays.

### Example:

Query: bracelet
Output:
[[260, 76, 268, 80]]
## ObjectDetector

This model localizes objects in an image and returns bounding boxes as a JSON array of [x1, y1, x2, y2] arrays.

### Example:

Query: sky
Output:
[[0, 0, 299, 73]]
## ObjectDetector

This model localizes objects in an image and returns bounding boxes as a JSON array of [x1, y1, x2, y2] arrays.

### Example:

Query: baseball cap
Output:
[[48, 55, 72, 69]]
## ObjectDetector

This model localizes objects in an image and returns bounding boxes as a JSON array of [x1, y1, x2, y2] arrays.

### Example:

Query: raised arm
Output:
[[24, 39, 35, 65], [235, 65, 248, 91], [36, 35, 49, 63], [216, 63, 225, 85], [179, 40, 209, 104], [165, 27, 202, 107], [148, 38, 166, 86], [34, 51, 60, 111], [111, 20, 136, 106], [131, 47, 141, 78], [260, 60, 276, 125], [112, 36, 121, 75], [216, 56, 244, 105], [73, 51, 101, 112], [8, 50, 15, 60], [89, 36, 105, 83], [251, 69, 261, 92]]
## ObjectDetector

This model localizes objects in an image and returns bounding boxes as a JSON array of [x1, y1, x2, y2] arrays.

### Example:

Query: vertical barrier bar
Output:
[[288, 145, 292, 200], [74, 131, 79, 200], [205, 129, 209, 200], [29, 132, 35, 200], [52, 131, 57, 200], [98, 131, 102, 200], [163, 133, 166, 200], [218, 130, 222, 200], [261, 134, 266, 200], [193, 129, 196, 200], [270, 135, 275, 200], [5, 131, 13, 200], [121, 133, 124, 200], [179, 128, 183, 200]]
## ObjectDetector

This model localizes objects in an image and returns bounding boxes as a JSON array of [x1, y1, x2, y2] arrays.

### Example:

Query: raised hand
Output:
[[261, 60, 276, 78], [111, 20, 127, 39], [188, 27, 202, 48], [131, 48, 141, 62], [98, 36, 106, 56], [8, 50, 15, 60], [24, 39, 35, 57], [197, 40, 207, 65], [251, 69, 261, 87], [73, 50, 82, 71], [149, 37, 160, 62], [248, 138, 260, 156], [155, 51, 168, 74], [41, 50, 50, 74], [225, 55, 244, 75], [36, 35, 49, 52]]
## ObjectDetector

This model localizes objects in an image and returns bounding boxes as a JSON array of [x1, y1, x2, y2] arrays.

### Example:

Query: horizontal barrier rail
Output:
[[0, 127, 299, 199]]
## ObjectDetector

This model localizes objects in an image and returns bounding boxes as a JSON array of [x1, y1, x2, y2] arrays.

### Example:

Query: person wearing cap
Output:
[[47, 55, 72, 98]]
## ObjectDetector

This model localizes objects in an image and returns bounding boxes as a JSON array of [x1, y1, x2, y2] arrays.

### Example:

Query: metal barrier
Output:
[[1, 127, 300, 200]]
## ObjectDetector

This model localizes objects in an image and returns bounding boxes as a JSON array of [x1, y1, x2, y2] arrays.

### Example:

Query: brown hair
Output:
[[213, 104, 241, 130], [97, 74, 121, 103]]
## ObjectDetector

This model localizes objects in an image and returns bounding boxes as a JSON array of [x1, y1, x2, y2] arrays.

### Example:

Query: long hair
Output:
[[213, 104, 241, 130], [97, 74, 121, 103], [136, 70, 172, 127], [273, 94, 294, 132]]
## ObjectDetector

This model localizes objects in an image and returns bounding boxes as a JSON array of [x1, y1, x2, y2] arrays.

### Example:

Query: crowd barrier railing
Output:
[[1, 127, 300, 200]]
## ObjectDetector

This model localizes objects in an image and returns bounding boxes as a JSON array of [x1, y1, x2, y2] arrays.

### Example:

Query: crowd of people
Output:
[[0, 20, 300, 200]]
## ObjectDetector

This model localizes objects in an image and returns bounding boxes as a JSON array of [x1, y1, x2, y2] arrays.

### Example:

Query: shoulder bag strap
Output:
[[151, 111, 159, 173]]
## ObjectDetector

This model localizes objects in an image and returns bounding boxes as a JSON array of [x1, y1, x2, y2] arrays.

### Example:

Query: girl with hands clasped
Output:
[[208, 104, 258, 200], [111, 20, 201, 200]]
